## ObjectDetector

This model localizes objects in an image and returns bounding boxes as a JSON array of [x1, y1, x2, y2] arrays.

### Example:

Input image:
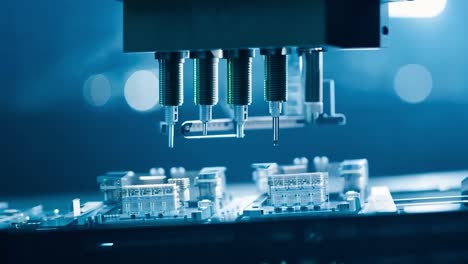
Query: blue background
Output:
[[1, 0, 467, 196]]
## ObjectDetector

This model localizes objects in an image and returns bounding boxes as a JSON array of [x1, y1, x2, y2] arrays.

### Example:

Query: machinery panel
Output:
[[123, 0, 384, 52]]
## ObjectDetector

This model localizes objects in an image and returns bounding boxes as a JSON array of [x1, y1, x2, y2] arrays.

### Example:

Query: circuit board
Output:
[[1, 157, 467, 231]]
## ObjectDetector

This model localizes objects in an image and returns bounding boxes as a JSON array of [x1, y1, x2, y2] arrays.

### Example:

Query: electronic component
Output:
[[339, 159, 369, 200], [345, 191, 362, 211], [267, 172, 329, 209], [194, 167, 227, 211], [121, 184, 179, 217], [3, 156, 468, 234], [313, 156, 329, 172], [170, 167, 187, 178], [362, 186, 397, 213], [252, 158, 309, 194], [168, 178, 190, 204], [97, 171, 133, 205], [252, 163, 279, 194], [282, 157, 309, 174], [337, 202, 350, 212], [149, 167, 165, 176], [72, 198, 81, 217]]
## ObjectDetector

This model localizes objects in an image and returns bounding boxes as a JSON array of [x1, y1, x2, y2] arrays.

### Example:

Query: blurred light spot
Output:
[[394, 64, 432, 104], [83, 74, 111, 107], [389, 0, 447, 18], [124, 70, 159, 112], [100, 242, 114, 247]]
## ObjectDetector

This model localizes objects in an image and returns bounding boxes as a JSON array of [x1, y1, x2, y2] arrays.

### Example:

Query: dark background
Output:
[[1, 0, 467, 196]]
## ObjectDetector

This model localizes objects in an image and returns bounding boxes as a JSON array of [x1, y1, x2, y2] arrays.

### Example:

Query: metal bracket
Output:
[[159, 79, 345, 139]]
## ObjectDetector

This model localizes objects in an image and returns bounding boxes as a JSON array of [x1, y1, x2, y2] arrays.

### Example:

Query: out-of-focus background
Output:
[[2, 0, 467, 196]]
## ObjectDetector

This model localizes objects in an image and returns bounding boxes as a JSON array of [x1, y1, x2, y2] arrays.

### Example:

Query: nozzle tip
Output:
[[167, 124, 175, 148], [272, 116, 279, 146], [236, 123, 245, 138], [202, 122, 208, 136]]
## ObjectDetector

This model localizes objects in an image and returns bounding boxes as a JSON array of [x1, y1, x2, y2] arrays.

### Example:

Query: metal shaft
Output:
[[225, 49, 254, 138], [261, 48, 289, 146], [156, 51, 188, 148], [165, 106, 177, 148], [192, 50, 222, 136]]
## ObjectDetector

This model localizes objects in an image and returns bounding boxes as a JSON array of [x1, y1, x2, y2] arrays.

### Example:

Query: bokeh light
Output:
[[83, 74, 112, 107], [124, 70, 159, 112], [394, 64, 432, 104]]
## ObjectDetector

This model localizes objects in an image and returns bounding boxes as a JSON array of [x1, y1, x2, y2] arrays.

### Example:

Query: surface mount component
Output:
[[268, 172, 329, 209], [121, 184, 179, 216], [340, 159, 369, 200], [168, 178, 190, 204], [195, 167, 227, 212], [97, 171, 131, 205]]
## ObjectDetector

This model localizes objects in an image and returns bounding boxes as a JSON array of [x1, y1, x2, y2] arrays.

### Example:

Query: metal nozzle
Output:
[[269, 101, 282, 146], [233, 105, 248, 138], [225, 49, 255, 139], [199, 105, 212, 136], [261, 48, 289, 146], [299, 47, 324, 123], [155, 51, 188, 148], [272, 116, 279, 146], [192, 50, 222, 136], [165, 106, 178, 148], [167, 124, 175, 148]]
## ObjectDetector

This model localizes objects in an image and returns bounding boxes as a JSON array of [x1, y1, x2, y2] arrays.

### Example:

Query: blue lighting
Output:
[[100, 242, 114, 247]]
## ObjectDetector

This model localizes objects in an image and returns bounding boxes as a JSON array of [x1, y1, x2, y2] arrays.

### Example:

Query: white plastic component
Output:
[[313, 156, 329, 172], [252, 163, 279, 194], [362, 186, 397, 213], [281, 157, 309, 175], [268, 172, 328, 208], [149, 167, 165, 176], [196, 167, 227, 201], [121, 184, 179, 216], [168, 178, 190, 202], [138, 175, 166, 184], [339, 159, 369, 199], [72, 199, 81, 217]]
